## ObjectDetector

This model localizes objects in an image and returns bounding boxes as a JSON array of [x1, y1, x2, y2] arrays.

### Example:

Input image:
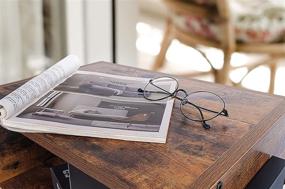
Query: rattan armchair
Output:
[[154, 0, 285, 93]]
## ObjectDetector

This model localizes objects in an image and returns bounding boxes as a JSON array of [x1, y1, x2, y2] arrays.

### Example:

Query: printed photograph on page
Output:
[[16, 91, 167, 132], [54, 73, 173, 102]]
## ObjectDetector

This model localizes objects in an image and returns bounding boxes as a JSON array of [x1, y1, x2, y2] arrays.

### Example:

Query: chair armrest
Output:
[[164, 0, 217, 18]]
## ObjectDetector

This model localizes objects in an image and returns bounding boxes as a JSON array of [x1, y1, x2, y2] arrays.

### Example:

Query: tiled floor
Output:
[[136, 14, 285, 96]]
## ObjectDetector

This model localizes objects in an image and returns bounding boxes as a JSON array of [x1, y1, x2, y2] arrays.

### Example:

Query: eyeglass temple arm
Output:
[[185, 100, 211, 129], [138, 88, 172, 95], [197, 105, 228, 117]]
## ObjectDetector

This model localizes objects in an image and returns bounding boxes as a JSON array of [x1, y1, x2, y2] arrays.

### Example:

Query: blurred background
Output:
[[1, 0, 285, 95]]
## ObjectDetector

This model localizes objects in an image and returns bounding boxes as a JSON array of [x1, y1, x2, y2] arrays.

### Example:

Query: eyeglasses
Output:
[[138, 76, 229, 129]]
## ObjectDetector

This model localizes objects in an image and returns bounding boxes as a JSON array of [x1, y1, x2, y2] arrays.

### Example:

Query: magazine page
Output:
[[0, 55, 80, 120], [6, 71, 177, 143]]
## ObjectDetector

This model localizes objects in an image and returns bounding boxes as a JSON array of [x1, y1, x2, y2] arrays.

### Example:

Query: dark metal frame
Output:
[[138, 76, 228, 129]]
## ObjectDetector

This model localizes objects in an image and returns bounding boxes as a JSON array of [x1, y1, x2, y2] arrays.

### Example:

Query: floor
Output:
[[136, 14, 285, 96]]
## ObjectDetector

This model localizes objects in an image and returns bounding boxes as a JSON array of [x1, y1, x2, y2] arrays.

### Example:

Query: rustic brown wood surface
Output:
[[0, 82, 53, 184], [0, 156, 64, 189], [1, 62, 285, 189], [0, 165, 53, 189]]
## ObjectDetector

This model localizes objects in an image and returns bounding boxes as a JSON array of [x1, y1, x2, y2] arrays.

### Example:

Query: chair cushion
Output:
[[171, 0, 285, 43]]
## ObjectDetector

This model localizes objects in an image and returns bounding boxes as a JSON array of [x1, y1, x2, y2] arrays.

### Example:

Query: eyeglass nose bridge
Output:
[[181, 98, 188, 105], [175, 89, 188, 99]]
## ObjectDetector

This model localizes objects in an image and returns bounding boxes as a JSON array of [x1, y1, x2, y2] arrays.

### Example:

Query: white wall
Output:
[[84, 0, 113, 64], [0, 0, 45, 84], [65, 0, 86, 65], [64, 0, 138, 66], [116, 0, 138, 66]]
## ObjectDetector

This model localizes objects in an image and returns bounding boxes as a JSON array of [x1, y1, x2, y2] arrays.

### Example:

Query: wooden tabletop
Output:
[[1, 62, 285, 189]]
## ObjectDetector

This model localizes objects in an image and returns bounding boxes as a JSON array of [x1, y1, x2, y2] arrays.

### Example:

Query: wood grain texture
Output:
[[0, 156, 64, 189], [0, 84, 52, 183], [0, 128, 51, 183], [0, 165, 53, 189], [1, 62, 285, 188], [210, 151, 270, 189]]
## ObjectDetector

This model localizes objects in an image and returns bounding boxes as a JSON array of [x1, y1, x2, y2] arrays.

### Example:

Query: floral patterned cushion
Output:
[[172, 0, 285, 43]]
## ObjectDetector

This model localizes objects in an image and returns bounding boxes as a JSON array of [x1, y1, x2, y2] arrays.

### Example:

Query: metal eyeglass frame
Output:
[[138, 76, 229, 129]]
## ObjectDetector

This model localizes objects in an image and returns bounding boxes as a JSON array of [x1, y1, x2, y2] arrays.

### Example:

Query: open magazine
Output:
[[0, 55, 176, 143]]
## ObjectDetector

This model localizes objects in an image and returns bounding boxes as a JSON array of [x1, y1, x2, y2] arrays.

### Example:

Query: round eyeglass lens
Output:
[[180, 91, 225, 121], [143, 77, 178, 101]]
